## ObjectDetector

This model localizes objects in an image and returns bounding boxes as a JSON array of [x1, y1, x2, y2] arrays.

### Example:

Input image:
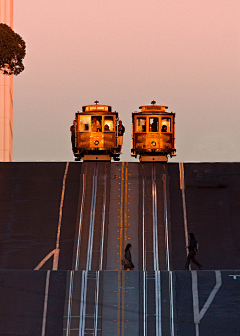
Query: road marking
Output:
[[117, 271, 121, 336], [179, 162, 189, 259], [41, 270, 50, 336], [66, 271, 74, 336], [162, 165, 175, 336], [142, 169, 147, 336], [75, 172, 86, 270], [86, 164, 98, 271], [99, 163, 108, 271], [119, 163, 124, 266], [229, 275, 240, 280], [152, 165, 159, 271], [122, 271, 125, 336], [152, 165, 161, 336], [34, 249, 56, 270], [53, 162, 69, 270], [192, 270, 222, 336], [79, 270, 88, 336]]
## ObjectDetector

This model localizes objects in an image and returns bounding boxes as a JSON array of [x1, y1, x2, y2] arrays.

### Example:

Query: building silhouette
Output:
[[0, 0, 13, 162]]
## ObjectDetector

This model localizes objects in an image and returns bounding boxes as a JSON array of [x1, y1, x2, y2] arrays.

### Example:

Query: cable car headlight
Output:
[[151, 141, 156, 147], [94, 140, 99, 145]]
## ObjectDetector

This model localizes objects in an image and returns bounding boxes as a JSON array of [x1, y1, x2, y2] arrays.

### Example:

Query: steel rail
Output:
[[163, 164, 175, 336], [79, 270, 88, 336], [79, 163, 98, 336], [75, 172, 87, 270], [66, 271, 74, 336], [99, 164, 107, 271], [94, 163, 108, 336], [142, 173, 147, 336], [79, 163, 108, 336], [152, 164, 161, 336], [65, 169, 87, 336], [86, 164, 98, 271], [152, 165, 159, 271]]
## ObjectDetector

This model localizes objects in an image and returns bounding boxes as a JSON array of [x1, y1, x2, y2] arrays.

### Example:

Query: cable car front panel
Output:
[[73, 104, 120, 161], [131, 104, 176, 161]]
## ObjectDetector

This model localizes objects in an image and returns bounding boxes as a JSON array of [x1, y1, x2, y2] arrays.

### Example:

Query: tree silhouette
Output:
[[0, 23, 26, 76]]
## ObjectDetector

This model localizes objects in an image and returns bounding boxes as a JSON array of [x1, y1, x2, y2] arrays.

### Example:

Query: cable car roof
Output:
[[139, 104, 168, 113], [82, 104, 112, 113]]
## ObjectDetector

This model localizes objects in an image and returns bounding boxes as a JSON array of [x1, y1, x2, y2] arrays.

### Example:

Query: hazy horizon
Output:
[[13, 0, 240, 162]]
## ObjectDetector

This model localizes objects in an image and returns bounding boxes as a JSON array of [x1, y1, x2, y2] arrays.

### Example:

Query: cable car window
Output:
[[161, 118, 171, 132], [136, 117, 146, 132], [149, 117, 159, 132], [79, 115, 90, 131], [104, 116, 114, 131], [91, 116, 102, 132]]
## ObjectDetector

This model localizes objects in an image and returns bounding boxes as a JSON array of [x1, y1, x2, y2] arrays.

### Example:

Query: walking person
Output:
[[184, 233, 202, 270], [123, 244, 135, 270]]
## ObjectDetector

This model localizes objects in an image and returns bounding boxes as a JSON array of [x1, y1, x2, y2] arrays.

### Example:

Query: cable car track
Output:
[[64, 162, 109, 336], [140, 162, 174, 335]]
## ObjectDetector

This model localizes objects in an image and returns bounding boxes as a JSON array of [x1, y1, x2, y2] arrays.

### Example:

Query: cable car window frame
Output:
[[104, 116, 114, 132], [161, 117, 171, 133], [91, 116, 102, 132], [136, 117, 146, 133], [79, 115, 90, 132], [149, 117, 159, 133]]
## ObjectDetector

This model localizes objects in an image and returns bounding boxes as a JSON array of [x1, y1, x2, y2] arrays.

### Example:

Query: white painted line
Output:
[[163, 173, 170, 271], [155, 270, 162, 336], [94, 271, 100, 336], [86, 166, 98, 271], [179, 163, 189, 259], [100, 171, 107, 271], [163, 167, 175, 336], [152, 165, 161, 336], [169, 271, 175, 335], [41, 270, 51, 336], [79, 270, 88, 336], [192, 270, 222, 336], [66, 271, 74, 336], [75, 173, 86, 270], [142, 175, 147, 336], [229, 275, 240, 280], [53, 162, 69, 270], [152, 165, 159, 271], [34, 249, 56, 270]]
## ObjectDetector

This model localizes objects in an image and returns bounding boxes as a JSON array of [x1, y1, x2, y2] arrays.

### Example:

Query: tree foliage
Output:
[[0, 23, 26, 76]]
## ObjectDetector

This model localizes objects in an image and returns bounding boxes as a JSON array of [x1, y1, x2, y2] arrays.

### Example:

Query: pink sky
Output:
[[13, 0, 240, 162]]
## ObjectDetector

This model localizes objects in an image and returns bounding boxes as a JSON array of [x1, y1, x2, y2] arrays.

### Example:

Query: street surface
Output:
[[0, 162, 240, 335]]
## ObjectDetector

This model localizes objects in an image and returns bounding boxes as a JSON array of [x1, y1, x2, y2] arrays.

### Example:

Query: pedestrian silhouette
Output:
[[184, 233, 202, 270], [123, 244, 135, 270]]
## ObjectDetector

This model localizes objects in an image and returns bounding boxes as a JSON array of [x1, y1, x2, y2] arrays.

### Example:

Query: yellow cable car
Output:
[[131, 101, 176, 162], [72, 102, 120, 161]]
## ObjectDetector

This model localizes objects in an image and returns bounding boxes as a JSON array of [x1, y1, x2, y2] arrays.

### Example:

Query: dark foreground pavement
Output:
[[0, 162, 240, 335], [0, 270, 240, 336]]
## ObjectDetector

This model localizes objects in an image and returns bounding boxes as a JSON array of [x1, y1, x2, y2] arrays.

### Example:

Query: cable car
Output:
[[131, 101, 176, 162], [71, 101, 120, 161]]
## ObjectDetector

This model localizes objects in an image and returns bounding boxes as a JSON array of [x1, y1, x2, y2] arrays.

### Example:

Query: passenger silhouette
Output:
[[184, 233, 202, 270], [161, 125, 167, 132], [151, 119, 158, 132], [118, 120, 125, 153], [91, 117, 101, 132], [70, 120, 77, 152], [104, 124, 110, 131]]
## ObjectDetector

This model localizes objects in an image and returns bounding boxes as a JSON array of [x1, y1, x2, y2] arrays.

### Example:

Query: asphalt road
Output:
[[0, 162, 240, 335]]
